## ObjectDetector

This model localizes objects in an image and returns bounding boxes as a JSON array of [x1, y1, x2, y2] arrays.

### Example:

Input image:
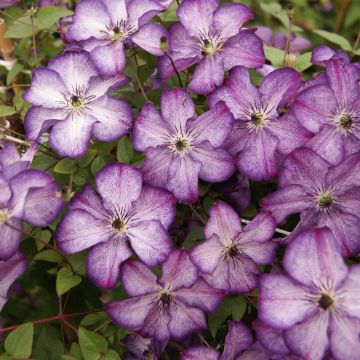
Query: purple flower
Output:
[[259, 227, 360, 360], [292, 58, 360, 165], [133, 88, 235, 203], [106, 249, 224, 341], [311, 45, 350, 67], [123, 333, 166, 360], [181, 321, 253, 360], [0, 252, 27, 312], [261, 148, 360, 256], [0, 157, 64, 260], [158, 0, 264, 94], [55, 163, 175, 289], [0, 143, 37, 171], [191, 201, 276, 294], [209, 66, 311, 180], [0, 0, 19, 8], [68, 0, 167, 76], [24, 51, 132, 158]]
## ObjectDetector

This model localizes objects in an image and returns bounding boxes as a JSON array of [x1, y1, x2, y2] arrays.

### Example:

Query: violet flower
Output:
[[292, 58, 360, 165], [68, 0, 167, 76], [24, 51, 132, 158], [311, 45, 350, 67], [191, 201, 277, 294], [124, 333, 166, 360], [133, 88, 235, 203], [209, 66, 311, 180], [261, 148, 360, 256], [106, 249, 224, 341], [259, 227, 360, 360], [0, 0, 19, 8], [0, 252, 27, 312], [55, 163, 175, 289], [158, 0, 265, 94]]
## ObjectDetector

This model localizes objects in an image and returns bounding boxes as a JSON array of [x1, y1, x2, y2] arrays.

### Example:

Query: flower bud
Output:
[[287, 4, 294, 20], [160, 36, 168, 53], [284, 53, 297, 68]]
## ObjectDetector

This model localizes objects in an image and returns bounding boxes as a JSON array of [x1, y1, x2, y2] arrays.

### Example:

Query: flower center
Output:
[[339, 113, 353, 130], [70, 95, 84, 109], [0, 209, 9, 224], [142, 350, 155, 360], [250, 112, 266, 126], [318, 293, 334, 310], [112, 217, 126, 233], [317, 192, 333, 209], [110, 26, 125, 41], [159, 291, 173, 308], [103, 20, 136, 42], [224, 243, 240, 259], [171, 136, 190, 154]]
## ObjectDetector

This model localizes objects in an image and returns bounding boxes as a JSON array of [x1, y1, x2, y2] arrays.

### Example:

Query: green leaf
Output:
[[80, 312, 108, 327], [54, 158, 78, 174], [183, 227, 204, 249], [56, 268, 82, 296], [67, 252, 87, 276], [78, 327, 108, 360], [33, 326, 63, 360], [231, 296, 247, 321], [77, 150, 96, 168], [0, 105, 16, 117], [104, 350, 120, 360], [5, 17, 33, 38], [37, 6, 73, 30], [264, 46, 284, 68], [116, 135, 134, 163], [0, 353, 12, 360], [73, 168, 90, 186], [295, 51, 312, 72], [313, 30, 352, 51], [34, 249, 63, 263], [5, 323, 34, 359], [34, 229, 52, 251], [6, 63, 23, 86], [91, 156, 106, 175]]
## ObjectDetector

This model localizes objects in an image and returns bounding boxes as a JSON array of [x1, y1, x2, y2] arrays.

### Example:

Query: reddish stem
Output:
[[0, 309, 103, 333]]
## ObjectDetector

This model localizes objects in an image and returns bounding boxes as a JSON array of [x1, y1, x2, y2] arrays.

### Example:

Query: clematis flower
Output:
[[0, 252, 27, 312], [158, 0, 265, 94], [106, 249, 224, 341], [191, 201, 277, 294], [133, 88, 235, 203], [24, 51, 132, 158], [261, 148, 360, 256], [311, 45, 350, 67], [259, 227, 360, 360], [0, 158, 64, 260], [124, 333, 166, 360], [209, 66, 311, 180], [68, 0, 167, 76], [292, 58, 360, 165], [55, 163, 175, 289], [0, 143, 37, 170], [0, 0, 19, 8]]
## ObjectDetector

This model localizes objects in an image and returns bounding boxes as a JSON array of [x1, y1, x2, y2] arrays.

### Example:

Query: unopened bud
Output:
[[160, 36, 168, 53], [284, 53, 297, 68], [287, 4, 294, 20]]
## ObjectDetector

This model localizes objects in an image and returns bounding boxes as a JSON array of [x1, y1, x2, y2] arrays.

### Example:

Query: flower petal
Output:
[[87, 236, 132, 288], [187, 101, 233, 148], [0, 219, 22, 261], [132, 23, 167, 56], [140, 305, 171, 341], [213, 3, 253, 38], [55, 209, 109, 254], [259, 274, 317, 329], [127, 0, 163, 27], [127, 220, 173, 266], [120, 260, 158, 297], [95, 163, 143, 213], [181, 347, 219, 360], [85, 73, 129, 100], [338, 265, 360, 319], [23, 68, 66, 108]]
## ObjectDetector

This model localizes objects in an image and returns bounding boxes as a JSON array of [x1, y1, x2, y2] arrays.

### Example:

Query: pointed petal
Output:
[[89, 97, 132, 141], [133, 104, 170, 151], [159, 249, 198, 290], [261, 185, 312, 223], [132, 23, 167, 56], [311, 45, 336, 65], [188, 54, 224, 94], [167, 156, 201, 204], [214, 3, 253, 38], [240, 241, 278, 265], [87, 237, 132, 288], [238, 131, 278, 181], [205, 201, 242, 243], [55, 209, 109, 254], [221, 31, 265, 71], [259, 274, 317, 329], [127, 220, 173, 266], [187, 102, 233, 148], [284, 228, 348, 289], [49, 113, 96, 158], [284, 312, 330, 360], [191, 143, 235, 183], [127, 0, 163, 27], [174, 278, 224, 312], [0, 219, 22, 260], [120, 260, 158, 297], [241, 212, 276, 243], [95, 163, 143, 213], [140, 305, 171, 341], [191, 234, 224, 274], [181, 347, 219, 360], [129, 186, 176, 229], [23, 68, 66, 108]]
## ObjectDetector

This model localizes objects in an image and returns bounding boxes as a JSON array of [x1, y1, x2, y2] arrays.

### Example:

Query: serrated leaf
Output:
[[56, 268, 82, 296], [37, 6, 73, 30], [5, 17, 33, 38], [0, 105, 16, 117], [34, 249, 63, 263], [78, 327, 108, 360], [314, 30, 352, 51], [54, 158, 78, 174], [4, 323, 34, 359]]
